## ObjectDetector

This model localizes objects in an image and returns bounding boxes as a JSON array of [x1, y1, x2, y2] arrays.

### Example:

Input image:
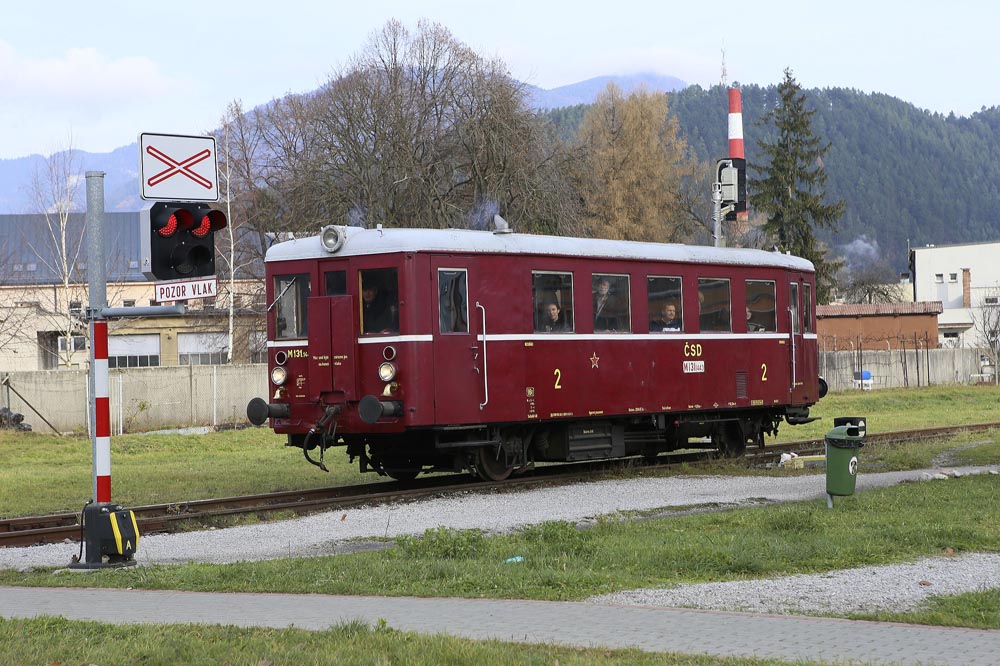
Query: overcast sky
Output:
[[1, 1, 991, 160]]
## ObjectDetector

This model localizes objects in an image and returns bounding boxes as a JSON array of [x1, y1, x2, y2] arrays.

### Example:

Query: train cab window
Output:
[[324, 270, 347, 296], [647, 276, 683, 333], [803, 283, 814, 333], [360, 268, 399, 335], [745, 280, 776, 332], [592, 274, 630, 332], [273, 273, 310, 339], [438, 269, 469, 334], [533, 271, 574, 332], [698, 278, 732, 332], [789, 282, 801, 334]]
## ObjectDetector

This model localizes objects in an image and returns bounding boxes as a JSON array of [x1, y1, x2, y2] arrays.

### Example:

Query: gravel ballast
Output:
[[2, 465, 998, 616]]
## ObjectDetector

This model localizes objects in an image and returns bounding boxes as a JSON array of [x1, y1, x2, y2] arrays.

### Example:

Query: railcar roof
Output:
[[265, 226, 814, 272]]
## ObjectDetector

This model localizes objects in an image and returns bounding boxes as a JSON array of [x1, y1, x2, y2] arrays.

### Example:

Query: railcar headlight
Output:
[[378, 362, 397, 382], [271, 366, 288, 386]]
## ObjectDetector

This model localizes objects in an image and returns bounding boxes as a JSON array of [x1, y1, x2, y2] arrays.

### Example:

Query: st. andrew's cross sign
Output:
[[139, 133, 219, 202]]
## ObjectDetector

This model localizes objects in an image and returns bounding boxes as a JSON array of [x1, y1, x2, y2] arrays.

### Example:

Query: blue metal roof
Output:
[[0, 212, 147, 284]]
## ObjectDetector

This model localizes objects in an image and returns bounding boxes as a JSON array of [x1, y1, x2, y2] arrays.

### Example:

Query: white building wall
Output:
[[912, 242, 1000, 347]]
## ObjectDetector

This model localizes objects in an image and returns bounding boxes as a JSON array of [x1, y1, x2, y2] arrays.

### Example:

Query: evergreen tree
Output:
[[750, 69, 845, 302]]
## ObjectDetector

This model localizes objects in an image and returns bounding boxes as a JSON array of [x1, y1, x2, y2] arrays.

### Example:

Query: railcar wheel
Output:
[[473, 444, 514, 481], [714, 421, 747, 458], [385, 467, 420, 482]]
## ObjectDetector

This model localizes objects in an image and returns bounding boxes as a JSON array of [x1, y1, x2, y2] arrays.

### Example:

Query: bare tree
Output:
[[236, 19, 578, 236], [216, 100, 271, 363], [24, 142, 87, 368], [838, 260, 903, 304], [971, 286, 1000, 385]]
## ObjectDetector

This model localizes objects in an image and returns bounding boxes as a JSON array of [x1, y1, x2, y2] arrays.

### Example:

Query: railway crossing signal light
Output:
[[140, 202, 227, 280], [716, 158, 747, 222]]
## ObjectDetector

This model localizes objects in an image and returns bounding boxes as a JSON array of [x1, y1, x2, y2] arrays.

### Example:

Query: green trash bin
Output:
[[826, 419, 866, 499]]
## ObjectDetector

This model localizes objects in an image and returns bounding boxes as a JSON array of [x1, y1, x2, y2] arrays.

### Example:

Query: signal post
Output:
[[70, 133, 226, 569]]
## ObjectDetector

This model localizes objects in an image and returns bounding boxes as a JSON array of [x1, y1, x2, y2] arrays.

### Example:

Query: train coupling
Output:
[[246, 397, 290, 426]]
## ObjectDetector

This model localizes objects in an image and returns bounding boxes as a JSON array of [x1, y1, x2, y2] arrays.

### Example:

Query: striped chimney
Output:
[[728, 87, 744, 159], [728, 87, 748, 225]]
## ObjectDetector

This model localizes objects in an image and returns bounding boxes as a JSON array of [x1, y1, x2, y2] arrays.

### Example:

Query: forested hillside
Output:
[[550, 85, 1000, 270]]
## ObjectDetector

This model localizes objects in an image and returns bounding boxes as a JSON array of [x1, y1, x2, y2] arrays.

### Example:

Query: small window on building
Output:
[[986, 297, 999, 305], [149, 299, 158, 306], [69, 301, 83, 316], [949, 273, 958, 283], [592, 274, 630, 332], [533, 271, 574, 332], [934, 273, 944, 283], [13, 263, 23, 272], [746, 280, 777, 332], [25, 263, 36, 272], [698, 278, 732, 332], [123, 299, 136, 308], [438, 269, 469, 334], [58, 336, 87, 353], [360, 268, 399, 335], [129, 260, 139, 269], [647, 276, 682, 333]]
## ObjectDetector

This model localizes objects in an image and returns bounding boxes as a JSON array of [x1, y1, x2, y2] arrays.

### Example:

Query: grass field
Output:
[[2, 384, 999, 517], [2, 385, 999, 663]]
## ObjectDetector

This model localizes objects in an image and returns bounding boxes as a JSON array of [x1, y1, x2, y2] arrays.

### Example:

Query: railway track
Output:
[[4, 422, 997, 549]]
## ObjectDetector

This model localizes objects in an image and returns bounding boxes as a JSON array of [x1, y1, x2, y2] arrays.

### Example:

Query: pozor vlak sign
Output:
[[154, 276, 218, 303]]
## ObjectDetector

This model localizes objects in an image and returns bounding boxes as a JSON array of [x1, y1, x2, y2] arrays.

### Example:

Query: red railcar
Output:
[[247, 224, 826, 480]]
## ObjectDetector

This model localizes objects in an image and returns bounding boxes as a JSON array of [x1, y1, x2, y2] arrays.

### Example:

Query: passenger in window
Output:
[[539, 301, 567, 332], [747, 307, 764, 332], [362, 282, 397, 334], [650, 302, 681, 332], [593, 277, 620, 331]]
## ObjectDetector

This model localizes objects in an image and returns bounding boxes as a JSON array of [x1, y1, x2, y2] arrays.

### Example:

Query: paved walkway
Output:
[[3, 586, 999, 665]]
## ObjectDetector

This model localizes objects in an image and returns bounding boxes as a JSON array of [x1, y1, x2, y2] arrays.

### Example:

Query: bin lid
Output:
[[825, 424, 865, 446]]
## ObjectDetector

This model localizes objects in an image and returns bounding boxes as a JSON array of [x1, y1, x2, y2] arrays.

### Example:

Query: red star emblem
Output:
[[590, 352, 600, 368]]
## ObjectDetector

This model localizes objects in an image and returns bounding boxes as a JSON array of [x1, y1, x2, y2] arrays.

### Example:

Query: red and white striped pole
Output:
[[728, 87, 749, 226], [91, 318, 111, 503], [728, 87, 745, 160]]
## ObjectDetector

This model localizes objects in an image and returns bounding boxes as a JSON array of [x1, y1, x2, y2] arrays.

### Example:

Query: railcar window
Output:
[[533, 271, 574, 332], [438, 269, 469, 334], [790, 282, 801, 334], [698, 278, 732, 332], [273, 273, 310, 339], [745, 280, 776, 332], [803, 283, 814, 333], [592, 274, 630, 332], [647, 276, 683, 333], [360, 268, 399, 335], [324, 270, 347, 296]]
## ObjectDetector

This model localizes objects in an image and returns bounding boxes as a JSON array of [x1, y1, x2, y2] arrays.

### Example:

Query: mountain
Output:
[[0, 144, 142, 215], [526, 72, 687, 109], [6, 73, 1000, 274]]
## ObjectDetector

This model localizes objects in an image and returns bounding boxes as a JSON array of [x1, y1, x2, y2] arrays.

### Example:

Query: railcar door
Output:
[[307, 295, 358, 402], [788, 280, 808, 403], [431, 261, 482, 423]]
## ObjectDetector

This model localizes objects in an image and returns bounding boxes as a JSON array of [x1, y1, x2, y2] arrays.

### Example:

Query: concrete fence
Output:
[[2, 365, 267, 434], [0, 347, 991, 434]]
